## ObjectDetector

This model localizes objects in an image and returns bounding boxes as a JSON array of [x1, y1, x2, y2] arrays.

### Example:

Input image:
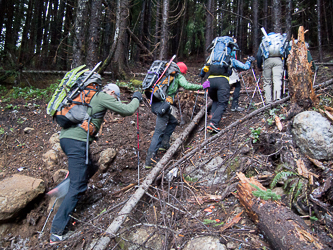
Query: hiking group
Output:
[[46, 27, 316, 244]]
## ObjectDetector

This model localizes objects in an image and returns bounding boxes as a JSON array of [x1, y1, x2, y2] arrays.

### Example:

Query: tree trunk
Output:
[[86, 0, 102, 69], [317, 0, 323, 62], [153, 0, 161, 59], [286, 0, 292, 40], [272, 0, 281, 33], [18, 0, 33, 65], [286, 26, 317, 108], [235, 172, 329, 250], [72, 0, 89, 67], [159, 0, 169, 60], [253, 0, 259, 54], [110, 0, 129, 79], [205, 0, 213, 59]]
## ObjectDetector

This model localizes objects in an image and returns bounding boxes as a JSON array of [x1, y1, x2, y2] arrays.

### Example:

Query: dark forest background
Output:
[[0, 0, 330, 80]]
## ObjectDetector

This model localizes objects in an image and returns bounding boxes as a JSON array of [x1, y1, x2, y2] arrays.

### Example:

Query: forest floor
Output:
[[1, 61, 333, 250]]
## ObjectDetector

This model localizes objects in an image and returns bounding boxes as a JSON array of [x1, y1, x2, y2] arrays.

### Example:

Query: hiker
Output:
[[228, 42, 248, 112], [49, 81, 142, 244], [256, 29, 288, 104], [144, 62, 203, 168], [199, 54, 255, 133]]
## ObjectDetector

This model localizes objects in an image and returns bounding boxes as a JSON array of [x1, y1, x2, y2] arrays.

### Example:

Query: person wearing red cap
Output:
[[145, 61, 203, 168]]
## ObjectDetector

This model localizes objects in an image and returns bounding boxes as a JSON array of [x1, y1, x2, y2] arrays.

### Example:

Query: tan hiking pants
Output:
[[262, 57, 283, 103]]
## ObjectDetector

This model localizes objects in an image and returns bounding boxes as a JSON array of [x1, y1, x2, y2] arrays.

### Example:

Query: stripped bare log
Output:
[[93, 99, 212, 250], [235, 172, 329, 250]]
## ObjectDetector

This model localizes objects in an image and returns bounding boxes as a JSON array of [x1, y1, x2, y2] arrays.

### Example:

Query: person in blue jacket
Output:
[[200, 48, 255, 133]]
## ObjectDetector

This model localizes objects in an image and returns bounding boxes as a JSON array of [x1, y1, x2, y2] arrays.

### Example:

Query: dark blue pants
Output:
[[50, 138, 98, 235], [208, 77, 230, 126], [147, 102, 178, 154]]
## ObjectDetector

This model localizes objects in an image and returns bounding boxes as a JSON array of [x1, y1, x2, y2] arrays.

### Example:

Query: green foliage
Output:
[[0, 83, 58, 103], [249, 127, 261, 143], [203, 219, 225, 227], [184, 4, 205, 56], [183, 175, 198, 182], [270, 171, 297, 189], [310, 216, 319, 221], [0, 127, 4, 135], [250, 183, 281, 201]]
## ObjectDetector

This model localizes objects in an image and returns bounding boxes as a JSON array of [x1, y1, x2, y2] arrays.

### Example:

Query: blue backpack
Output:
[[260, 32, 287, 59], [205, 36, 238, 75]]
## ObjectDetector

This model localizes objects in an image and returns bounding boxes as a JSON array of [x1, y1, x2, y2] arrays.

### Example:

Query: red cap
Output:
[[177, 62, 188, 74]]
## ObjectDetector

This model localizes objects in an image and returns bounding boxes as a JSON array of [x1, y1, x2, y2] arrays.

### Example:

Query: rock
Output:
[[183, 236, 227, 250], [52, 169, 69, 183], [226, 242, 236, 249], [23, 127, 34, 134], [272, 187, 285, 197], [42, 149, 58, 169], [98, 148, 117, 172], [49, 133, 60, 146], [292, 111, 333, 160], [117, 226, 163, 250], [0, 174, 45, 221]]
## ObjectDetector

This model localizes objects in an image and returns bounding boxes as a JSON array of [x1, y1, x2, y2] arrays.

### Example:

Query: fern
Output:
[[250, 184, 281, 201], [270, 171, 297, 189], [294, 180, 304, 200]]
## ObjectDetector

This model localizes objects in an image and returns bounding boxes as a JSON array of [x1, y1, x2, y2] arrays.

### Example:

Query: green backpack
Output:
[[47, 65, 88, 117]]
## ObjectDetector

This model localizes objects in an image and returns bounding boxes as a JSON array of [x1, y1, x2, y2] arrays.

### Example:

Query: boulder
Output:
[[42, 149, 58, 169], [0, 174, 45, 221], [183, 236, 226, 250], [292, 111, 333, 160], [117, 226, 163, 250], [98, 148, 117, 172]]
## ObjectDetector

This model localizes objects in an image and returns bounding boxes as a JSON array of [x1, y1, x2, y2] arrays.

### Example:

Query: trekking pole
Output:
[[39, 197, 58, 238], [251, 67, 265, 106], [239, 72, 251, 103], [313, 69, 317, 87], [204, 89, 208, 154], [136, 110, 140, 185], [177, 93, 185, 125]]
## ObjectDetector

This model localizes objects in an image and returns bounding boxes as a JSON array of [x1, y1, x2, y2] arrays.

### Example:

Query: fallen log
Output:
[[93, 100, 213, 250], [235, 172, 329, 250]]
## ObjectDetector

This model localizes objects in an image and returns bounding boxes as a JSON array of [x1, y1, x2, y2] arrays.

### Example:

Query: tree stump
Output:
[[287, 26, 317, 108], [235, 172, 329, 250]]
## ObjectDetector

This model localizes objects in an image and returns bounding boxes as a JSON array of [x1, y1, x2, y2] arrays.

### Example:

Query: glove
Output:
[[202, 80, 210, 89], [132, 92, 142, 102], [247, 56, 256, 63]]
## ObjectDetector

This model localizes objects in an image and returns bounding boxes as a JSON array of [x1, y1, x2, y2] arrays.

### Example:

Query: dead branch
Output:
[[235, 173, 328, 250], [93, 99, 212, 250]]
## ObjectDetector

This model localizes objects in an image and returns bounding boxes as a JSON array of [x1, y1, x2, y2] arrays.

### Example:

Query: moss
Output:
[[130, 79, 142, 88]]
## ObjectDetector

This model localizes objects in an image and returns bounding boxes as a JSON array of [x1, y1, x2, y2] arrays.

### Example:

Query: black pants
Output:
[[231, 81, 241, 108], [51, 138, 98, 235], [147, 102, 178, 154], [208, 77, 230, 126]]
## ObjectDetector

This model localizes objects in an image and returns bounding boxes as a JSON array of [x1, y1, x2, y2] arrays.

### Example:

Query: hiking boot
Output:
[[207, 123, 221, 133], [145, 151, 157, 169], [231, 106, 245, 112], [50, 234, 63, 245]]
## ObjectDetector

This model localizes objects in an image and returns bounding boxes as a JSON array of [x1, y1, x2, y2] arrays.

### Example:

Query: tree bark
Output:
[[235, 172, 329, 250], [159, 0, 169, 60], [287, 26, 317, 108], [92, 99, 210, 250], [285, 0, 292, 40], [272, 0, 281, 33], [72, 0, 89, 67], [205, 0, 213, 59], [253, 0, 259, 54], [317, 0, 323, 62], [86, 0, 102, 69]]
